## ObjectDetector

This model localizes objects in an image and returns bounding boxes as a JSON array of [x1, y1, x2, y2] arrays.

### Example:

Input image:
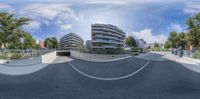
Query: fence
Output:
[[171, 49, 195, 58]]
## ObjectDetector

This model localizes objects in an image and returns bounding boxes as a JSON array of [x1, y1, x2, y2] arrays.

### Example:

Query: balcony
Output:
[[92, 31, 124, 39], [91, 45, 117, 49], [92, 27, 125, 37], [93, 35, 124, 42], [91, 40, 124, 45]]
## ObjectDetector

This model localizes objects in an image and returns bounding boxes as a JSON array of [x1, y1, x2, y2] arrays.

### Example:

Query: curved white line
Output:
[[68, 61, 151, 81], [74, 56, 133, 62]]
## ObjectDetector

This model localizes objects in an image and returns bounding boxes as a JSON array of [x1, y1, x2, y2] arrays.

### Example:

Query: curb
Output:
[[166, 54, 200, 66], [182, 57, 200, 65], [71, 56, 132, 62]]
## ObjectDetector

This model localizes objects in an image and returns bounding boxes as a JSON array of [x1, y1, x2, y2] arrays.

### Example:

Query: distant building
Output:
[[36, 40, 39, 45], [146, 43, 154, 48], [86, 40, 92, 51], [59, 33, 84, 50], [135, 39, 146, 48], [90, 23, 126, 50], [39, 41, 45, 48], [36, 40, 45, 49], [146, 43, 164, 49]]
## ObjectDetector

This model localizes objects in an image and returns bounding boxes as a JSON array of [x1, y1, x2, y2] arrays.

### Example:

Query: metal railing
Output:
[[171, 49, 195, 58]]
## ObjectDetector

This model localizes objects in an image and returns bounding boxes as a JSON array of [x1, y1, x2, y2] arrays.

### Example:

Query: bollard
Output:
[[174, 50, 177, 55], [177, 50, 183, 57], [172, 50, 174, 54]]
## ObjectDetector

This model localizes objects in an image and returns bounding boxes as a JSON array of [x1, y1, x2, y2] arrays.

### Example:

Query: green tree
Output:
[[51, 37, 58, 48], [22, 32, 37, 49], [0, 12, 30, 48], [44, 37, 58, 49], [44, 37, 51, 48], [167, 32, 179, 48], [125, 36, 137, 47], [186, 13, 200, 50], [7, 31, 37, 49], [177, 32, 187, 49], [154, 42, 159, 48], [164, 41, 171, 49], [167, 32, 188, 49]]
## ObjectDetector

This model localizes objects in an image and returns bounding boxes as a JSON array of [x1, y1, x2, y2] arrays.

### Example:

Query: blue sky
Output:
[[0, 0, 200, 43]]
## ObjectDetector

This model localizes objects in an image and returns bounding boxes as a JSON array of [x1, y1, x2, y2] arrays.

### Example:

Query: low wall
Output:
[[0, 59, 9, 64], [0, 51, 57, 66], [41, 51, 57, 63], [70, 50, 131, 62]]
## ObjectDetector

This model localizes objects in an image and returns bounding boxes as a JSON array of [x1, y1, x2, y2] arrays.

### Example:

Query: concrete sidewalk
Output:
[[154, 52, 200, 73]]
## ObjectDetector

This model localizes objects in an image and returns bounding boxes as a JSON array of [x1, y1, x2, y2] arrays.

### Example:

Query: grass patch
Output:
[[0, 52, 32, 60], [10, 53, 23, 59], [0, 52, 11, 59], [193, 51, 200, 59]]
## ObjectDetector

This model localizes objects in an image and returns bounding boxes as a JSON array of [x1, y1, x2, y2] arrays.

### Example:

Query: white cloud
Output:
[[1, 0, 188, 5], [23, 21, 42, 32], [168, 23, 183, 32], [0, 2, 85, 41], [0, 3, 14, 12], [132, 28, 167, 43], [0, 3, 83, 40], [183, 2, 200, 14], [19, 3, 71, 20], [16, 3, 82, 35], [0, 3, 11, 9], [60, 24, 72, 30], [84, 0, 185, 5], [86, 0, 127, 5]]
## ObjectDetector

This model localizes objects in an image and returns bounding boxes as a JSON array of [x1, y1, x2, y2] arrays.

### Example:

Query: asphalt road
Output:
[[0, 54, 200, 99]]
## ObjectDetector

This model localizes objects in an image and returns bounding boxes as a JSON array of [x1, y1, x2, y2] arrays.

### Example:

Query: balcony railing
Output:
[[91, 40, 124, 45]]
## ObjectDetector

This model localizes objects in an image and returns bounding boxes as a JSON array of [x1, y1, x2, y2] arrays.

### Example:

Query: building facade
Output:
[[86, 40, 92, 51], [146, 43, 164, 49], [90, 24, 126, 50], [59, 33, 84, 50]]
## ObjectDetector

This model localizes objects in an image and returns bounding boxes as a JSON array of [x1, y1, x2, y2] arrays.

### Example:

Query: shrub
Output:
[[131, 52, 139, 56], [131, 47, 143, 53], [0, 52, 10, 59], [193, 51, 200, 59], [22, 54, 31, 59], [10, 53, 23, 60]]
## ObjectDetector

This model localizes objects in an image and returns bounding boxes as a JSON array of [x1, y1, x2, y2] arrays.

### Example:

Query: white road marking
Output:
[[73, 56, 133, 62], [68, 61, 151, 81]]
